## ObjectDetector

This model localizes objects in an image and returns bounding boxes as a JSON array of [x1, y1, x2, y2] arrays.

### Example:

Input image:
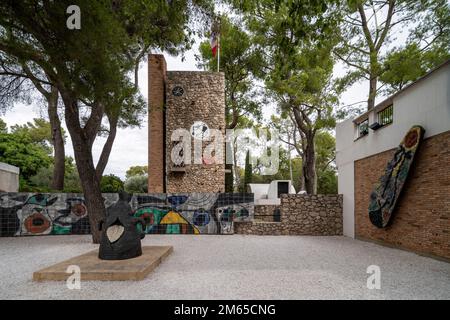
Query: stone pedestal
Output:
[[33, 246, 173, 281]]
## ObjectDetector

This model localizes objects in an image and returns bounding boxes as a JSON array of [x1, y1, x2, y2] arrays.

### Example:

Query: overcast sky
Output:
[[1, 39, 375, 179]]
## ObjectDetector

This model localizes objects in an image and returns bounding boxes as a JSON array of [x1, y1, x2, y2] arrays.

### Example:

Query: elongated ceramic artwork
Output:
[[369, 125, 425, 228], [0, 192, 254, 236]]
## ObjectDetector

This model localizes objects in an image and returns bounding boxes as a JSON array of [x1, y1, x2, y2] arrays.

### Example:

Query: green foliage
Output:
[[123, 165, 149, 193], [100, 174, 124, 193], [117, 0, 213, 56], [0, 0, 214, 171], [28, 166, 53, 192], [0, 0, 214, 242], [230, 0, 341, 194], [317, 169, 337, 194], [380, 43, 450, 95], [315, 131, 337, 194], [125, 165, 148, 179], [11, 118, 51, 143], [243, 151, 252, 192], [250, 152, 303, 192], [63, 157, 83, 193], [10, 118, 63, 154], [0, 131, 51, 185], [28, 157, 82, 193], [242, 131, 338, 194], [335, 0, 450, 108], [124, 175, 148, 193], [0, 118, 7, 133], [198, 15, 264, 128], [266, 29, 338, 133]]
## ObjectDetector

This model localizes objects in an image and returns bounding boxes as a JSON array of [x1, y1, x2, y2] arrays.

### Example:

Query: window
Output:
[[378, 104, 393, 126], [357, 119, 369, 138]]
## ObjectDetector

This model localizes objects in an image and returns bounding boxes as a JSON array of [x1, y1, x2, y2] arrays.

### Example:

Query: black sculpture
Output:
[[98, 192, 146, 260]]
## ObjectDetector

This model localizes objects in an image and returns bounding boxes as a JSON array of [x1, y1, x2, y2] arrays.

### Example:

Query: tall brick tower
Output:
[[147, 54, 226, 193], [148, 54, 166, 193]]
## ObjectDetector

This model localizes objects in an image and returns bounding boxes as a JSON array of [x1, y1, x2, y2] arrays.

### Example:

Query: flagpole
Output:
[[217, 29, 220, 72]]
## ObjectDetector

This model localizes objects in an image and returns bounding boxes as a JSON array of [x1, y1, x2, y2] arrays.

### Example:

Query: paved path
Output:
[[0, 235, 449, 299]]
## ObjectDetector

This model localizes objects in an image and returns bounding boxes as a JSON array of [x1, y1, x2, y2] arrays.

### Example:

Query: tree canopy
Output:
[[0, 127, 52, 184], [125, 165, 148, 179], [0, 0, 214, 242], [335, 0, 450, 109], [198, 15, 264, 129]]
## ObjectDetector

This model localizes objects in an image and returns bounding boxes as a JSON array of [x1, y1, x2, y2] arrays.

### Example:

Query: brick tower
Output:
[[147, 54, 225, 193]]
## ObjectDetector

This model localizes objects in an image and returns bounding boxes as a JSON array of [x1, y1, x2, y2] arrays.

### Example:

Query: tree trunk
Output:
[[48, 86, 65, 190], [368, 74, 377, 110], [95, 117, 118, 181], [367, 50, 379, 110], [292, 108, 317, 194], [75, 151, 105, 244], [63, 97, 105, 243], [299, 153, 306, 192], [303, 132, 317, 195], [70, 134, 105, 243]]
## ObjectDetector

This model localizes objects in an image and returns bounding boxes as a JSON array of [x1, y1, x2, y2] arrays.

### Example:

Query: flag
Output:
[[210, 31, 218, 57]]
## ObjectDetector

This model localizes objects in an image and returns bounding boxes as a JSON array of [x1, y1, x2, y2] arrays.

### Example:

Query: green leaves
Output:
[[197, 15, 264, 128], [124, 174, 148, 193], [335, 0, 450, 109], [380, 42, 450, 95], [100, 174, 124, 193], [125, 165, 148, 179], [0, 119, 7, 133], [0, 130, 52, 183], [10, 118, 64, 153]]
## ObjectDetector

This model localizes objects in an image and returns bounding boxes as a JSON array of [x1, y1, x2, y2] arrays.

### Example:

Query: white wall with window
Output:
[[336, 61, 450, 238]]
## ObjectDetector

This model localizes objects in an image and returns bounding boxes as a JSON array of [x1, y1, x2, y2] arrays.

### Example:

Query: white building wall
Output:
[[336, 62, 450, 238], [0, 162, 20, 192]]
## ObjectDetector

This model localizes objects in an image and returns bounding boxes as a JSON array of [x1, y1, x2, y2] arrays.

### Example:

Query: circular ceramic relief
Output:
[[24, 212, 51, 234], [193, 209, 210, 227], [172, 86, 184, 97], [190, 121, 210, 140]]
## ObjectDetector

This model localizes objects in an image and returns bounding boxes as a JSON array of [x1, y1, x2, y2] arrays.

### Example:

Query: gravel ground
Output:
[[0, 235, 449, 300]]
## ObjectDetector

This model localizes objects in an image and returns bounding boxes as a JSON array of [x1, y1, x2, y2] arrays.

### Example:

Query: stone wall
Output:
[[235, 194, 343, 236], [354, 130, 450, 260], [254, 204, 279, 222], [165, 71, 226, 193]]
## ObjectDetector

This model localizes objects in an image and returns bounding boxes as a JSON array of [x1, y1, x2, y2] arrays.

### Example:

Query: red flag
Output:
[[210, 31, 218, 57]]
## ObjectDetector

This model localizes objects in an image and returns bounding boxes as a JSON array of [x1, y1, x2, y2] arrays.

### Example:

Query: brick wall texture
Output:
[[354, 130, 450, 260], [148, 54, 166, 193], [235, 194, 343, 235], [165, 71, 226, 193]]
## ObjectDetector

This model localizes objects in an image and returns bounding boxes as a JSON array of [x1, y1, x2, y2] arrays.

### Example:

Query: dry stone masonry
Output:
[[148, 54, 226, 193], [254, 204, 280, 222], [165, 71, 226, 193], [235, 194, 343, 236]]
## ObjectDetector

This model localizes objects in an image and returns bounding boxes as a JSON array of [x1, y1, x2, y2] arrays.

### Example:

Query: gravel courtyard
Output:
[[0, 235, 449, 300]]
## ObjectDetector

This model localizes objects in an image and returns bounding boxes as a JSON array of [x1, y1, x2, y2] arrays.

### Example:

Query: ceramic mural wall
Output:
[[368, 125, 425, 228], [0, 193, 254, 236]]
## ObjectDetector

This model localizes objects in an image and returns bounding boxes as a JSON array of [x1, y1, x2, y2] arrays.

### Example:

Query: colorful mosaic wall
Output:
[[0, 193, 254, 237]]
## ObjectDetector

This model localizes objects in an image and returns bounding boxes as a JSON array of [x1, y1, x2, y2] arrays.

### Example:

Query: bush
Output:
[[27, 157, 83, 193], [124, 175, 148, 193], [100, 174, 124, 193]]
